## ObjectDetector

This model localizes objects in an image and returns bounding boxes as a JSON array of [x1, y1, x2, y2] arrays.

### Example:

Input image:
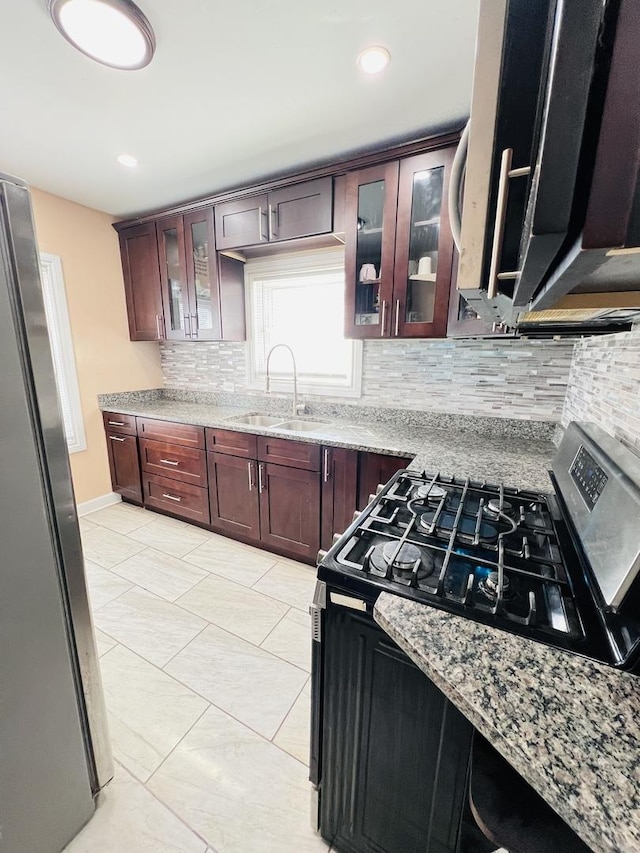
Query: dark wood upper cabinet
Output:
[[184, 208, 222, 341], [215, 178, 333, 250], [345, 145, 457, 339], [344, 162, 399, 339], [157, 215, 190, 341], [118, 222, 164, 341], [268, 178, 333, 242]]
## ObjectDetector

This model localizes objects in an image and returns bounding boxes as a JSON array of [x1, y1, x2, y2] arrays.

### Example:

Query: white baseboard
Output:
[[77, 492, 121, 517]]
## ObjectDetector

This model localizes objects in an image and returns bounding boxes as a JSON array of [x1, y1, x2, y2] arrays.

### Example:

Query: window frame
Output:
[[39, 252, 87, 454], [245, 249, 362, 398]]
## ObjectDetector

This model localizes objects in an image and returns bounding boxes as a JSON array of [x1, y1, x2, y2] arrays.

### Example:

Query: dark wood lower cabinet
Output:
[[320, 605, 473, 853], [321, 446, 358, 551], [208, 452, 260, 543], [357, 451, 414, 510], [105, 431, 142, 504], [143, 472, 210, 524], [258, 462, 320, 562]]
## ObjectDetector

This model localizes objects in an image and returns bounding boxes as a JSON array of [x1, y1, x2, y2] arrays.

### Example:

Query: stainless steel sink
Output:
[[276, 419, 331, 432], [227, 414, 285, 427]]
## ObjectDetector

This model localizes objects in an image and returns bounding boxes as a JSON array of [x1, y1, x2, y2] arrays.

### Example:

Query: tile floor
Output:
[[65, 501, 329, 853]]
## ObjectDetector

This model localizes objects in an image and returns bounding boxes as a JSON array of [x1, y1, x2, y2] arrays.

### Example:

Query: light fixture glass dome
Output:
[[49, 0, 155, 70], [357, 46, 391, 75]]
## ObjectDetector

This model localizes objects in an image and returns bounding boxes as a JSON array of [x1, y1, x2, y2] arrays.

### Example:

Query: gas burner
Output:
[[479, 570, 512, 600], [415, 483, 448, 503], [484, 498, 515, 519], [369, 541, 435, 580], [420, 510, 498, 544]]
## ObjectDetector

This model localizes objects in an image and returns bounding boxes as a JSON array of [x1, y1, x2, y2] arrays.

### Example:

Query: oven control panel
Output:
[[570, 446, 608, 510]]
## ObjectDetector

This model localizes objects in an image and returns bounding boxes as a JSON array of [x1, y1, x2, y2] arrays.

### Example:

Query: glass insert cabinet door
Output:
[[392, 148, 456, 338], [184, 208, 221, 340], [344, 162, 399, 338], [157, 215, 190, 340]]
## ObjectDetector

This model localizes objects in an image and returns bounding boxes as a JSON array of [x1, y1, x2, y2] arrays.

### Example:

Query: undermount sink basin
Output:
[[227, 414, 285, 427], [276, 419, 332, 432]]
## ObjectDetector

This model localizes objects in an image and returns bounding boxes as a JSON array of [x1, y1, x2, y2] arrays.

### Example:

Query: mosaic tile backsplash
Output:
[[160, 337, 576, 422], [561, 329, 640, 451]]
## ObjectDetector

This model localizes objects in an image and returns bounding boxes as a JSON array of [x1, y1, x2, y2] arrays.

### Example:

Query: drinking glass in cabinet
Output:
[[354, 180, 385, 327], [405, 167, 443, 325]]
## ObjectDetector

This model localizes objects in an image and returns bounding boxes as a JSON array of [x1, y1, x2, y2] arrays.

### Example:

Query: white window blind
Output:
[[246, 249, 362, 397], [39, 253, 87, 453]]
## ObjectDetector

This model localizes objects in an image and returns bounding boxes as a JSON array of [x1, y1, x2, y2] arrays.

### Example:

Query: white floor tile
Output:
[[100, 645, 208, 782], [111, 548, 208, 601], [94, 628, 117, 657], [253, 560, 318, 612], [84, 561, 133, 610], [85, 503, 154, 535], [165, 623, 308, 739], [82, 527, 146, 569], [79, 517, 98, 534], [148, 705, 329, 853], [95, 587, 207, 667], [128, 519, 209, 558], [63, 764, 207, 853], [184, 534, 278, 586], [261, 607, 311, 671], [177, 574, 288, 645], [274, 680, 311, 766]]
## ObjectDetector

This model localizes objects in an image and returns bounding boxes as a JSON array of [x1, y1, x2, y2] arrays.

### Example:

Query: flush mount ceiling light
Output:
[[117, 153, 138, 167], [48, 0, 155, 70], [357, 46, 391, 75]]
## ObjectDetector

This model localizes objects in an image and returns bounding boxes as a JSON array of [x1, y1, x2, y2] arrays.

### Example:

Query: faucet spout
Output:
[[265, 344, 301, 417]]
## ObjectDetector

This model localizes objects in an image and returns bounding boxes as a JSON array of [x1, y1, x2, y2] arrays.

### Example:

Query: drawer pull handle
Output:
[[108, 420, 126, 426], [258, 463, 265, 494], [159, 458, 179, 466], [247, 461, 254, 492], [109, 436, 126, 442], [162, 493, 182, 502], [323, 448, 330, 483]]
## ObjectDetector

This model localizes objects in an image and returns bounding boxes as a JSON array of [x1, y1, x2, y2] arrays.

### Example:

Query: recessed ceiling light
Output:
[[357, 46, 391, 75], [117, 154, 138, 168], [48, 0, 155, 70]]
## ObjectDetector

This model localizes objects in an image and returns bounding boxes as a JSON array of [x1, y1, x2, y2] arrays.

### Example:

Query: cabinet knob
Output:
[[316, 549, 328, 565]]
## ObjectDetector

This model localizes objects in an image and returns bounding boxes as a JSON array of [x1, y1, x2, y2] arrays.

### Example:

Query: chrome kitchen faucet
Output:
[[265, 343, 305, 417]]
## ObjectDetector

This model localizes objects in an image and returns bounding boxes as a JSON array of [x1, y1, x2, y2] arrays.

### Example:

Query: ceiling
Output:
[[0, 0, 479, 218]]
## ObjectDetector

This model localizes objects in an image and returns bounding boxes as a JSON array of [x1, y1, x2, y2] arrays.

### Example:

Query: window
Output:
[[39, 253, 86, 453], [246, 249, 362, 397]]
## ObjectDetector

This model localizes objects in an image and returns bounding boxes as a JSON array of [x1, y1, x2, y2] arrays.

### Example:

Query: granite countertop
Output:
[[374, 595, 640, 853], [99, 390, 556, 492]]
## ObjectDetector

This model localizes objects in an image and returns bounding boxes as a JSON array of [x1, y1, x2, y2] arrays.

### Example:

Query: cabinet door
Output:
[[393, 148, 455, 338], [118, 222, 164, 341], [215, 195, 269, 250], [268, 178, 333, 242], [320, 605, 473, 853], [208, 452, 260, 543], [344, 162, 399, 338], [357, 451, 413, 510], [157, 216, 192, 340], [218, 254, 247, 341], [258, 462, 320, 562], [105, 431, 142, 504], [184, 208, 221, 340], [320, 446, 358, 550]]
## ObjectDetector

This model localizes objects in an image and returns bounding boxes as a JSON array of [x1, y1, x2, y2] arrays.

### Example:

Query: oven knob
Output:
[[316, 549, 328, 565], [375, 483, 385, 495], [368, 494, 377, 504], [332, 533, 342, 544], [352, 511, 361, 522]]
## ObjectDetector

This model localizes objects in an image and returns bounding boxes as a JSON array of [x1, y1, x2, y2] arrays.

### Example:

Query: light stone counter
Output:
[[374, 595, 640, 853], [99, 390, 556, 492]]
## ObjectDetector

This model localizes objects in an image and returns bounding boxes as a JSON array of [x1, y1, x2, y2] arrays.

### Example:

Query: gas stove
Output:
[[317, 422, 640, 670]]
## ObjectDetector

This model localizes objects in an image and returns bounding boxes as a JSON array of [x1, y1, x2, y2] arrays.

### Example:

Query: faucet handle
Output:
[[295, 399, 307, 416]]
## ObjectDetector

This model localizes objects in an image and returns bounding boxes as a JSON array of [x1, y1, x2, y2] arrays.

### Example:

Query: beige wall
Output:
[[30, 188, 162, 505]]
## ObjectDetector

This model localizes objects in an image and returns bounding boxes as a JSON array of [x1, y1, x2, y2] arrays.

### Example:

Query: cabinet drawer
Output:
[[257, 436, 321, 471], [140, 439, 207, 487], [136, 417, 205, 449], [143, 472, 210, 524], [205, 428, 258, 458], [103, 411, 137, 435]]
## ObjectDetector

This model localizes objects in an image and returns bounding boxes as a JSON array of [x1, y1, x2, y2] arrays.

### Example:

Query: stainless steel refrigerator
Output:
[[0, 171, 113, 852]]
